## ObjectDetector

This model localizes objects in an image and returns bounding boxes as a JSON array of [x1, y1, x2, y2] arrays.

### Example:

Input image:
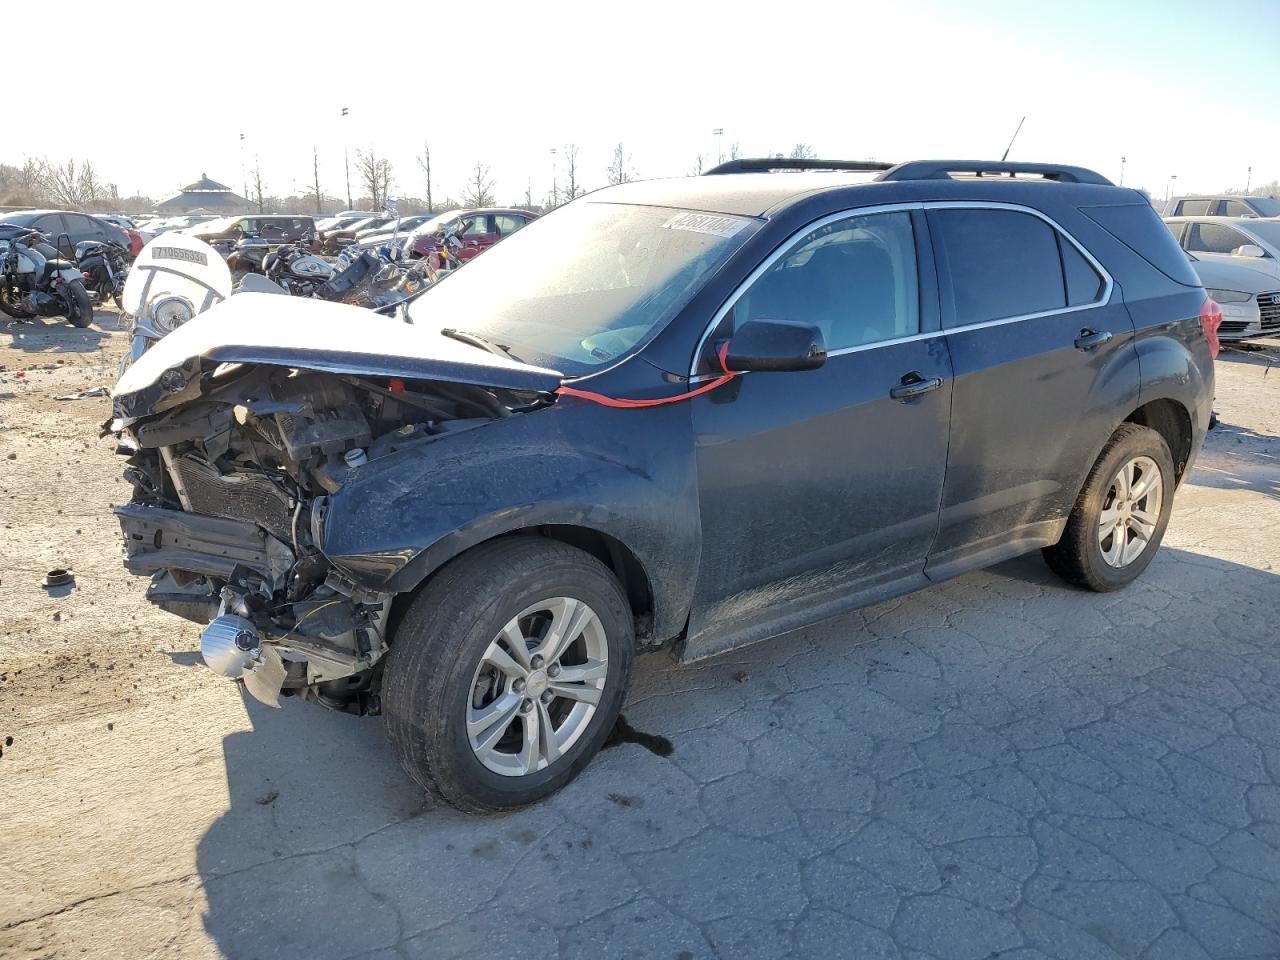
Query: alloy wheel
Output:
[[1097, 455, 1164, 568], [466, 597, 609, 777]]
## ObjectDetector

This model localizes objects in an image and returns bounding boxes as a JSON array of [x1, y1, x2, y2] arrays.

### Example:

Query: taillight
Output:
[[1200, 297, 1222, 359]]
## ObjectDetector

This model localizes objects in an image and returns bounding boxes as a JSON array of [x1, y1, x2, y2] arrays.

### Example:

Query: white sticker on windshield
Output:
[[661, 212, 750, 239]]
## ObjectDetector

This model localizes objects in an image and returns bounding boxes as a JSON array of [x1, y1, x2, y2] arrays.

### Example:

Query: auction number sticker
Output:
[[661, 212, 751, 239], [152, 246, 209, 266]]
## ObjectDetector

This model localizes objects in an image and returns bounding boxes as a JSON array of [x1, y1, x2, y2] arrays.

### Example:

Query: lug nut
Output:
[[512, 678, 526, 693], [547, 663, 561, 678], [541, 690, 554, 705], [521, 698, 534, 713], [531, 655, 545, 670]]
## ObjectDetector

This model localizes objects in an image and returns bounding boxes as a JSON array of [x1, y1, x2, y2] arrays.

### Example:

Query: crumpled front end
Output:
[[113, 353, 552, 711]]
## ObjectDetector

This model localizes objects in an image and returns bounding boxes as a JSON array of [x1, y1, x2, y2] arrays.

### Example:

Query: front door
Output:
[[924, 205, 1140, 577], [686, 208, 953, 659]]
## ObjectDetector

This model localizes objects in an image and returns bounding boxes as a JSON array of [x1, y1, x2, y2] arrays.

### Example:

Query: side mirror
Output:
[[723, 318, 826, 373], [1233, 244, 1266, 259]]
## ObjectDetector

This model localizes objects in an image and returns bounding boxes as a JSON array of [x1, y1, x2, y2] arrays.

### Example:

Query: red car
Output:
[[407, 208, 537, 267]]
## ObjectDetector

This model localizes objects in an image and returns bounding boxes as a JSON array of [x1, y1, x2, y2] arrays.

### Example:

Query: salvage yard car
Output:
[[109, 158, 1217, 812]]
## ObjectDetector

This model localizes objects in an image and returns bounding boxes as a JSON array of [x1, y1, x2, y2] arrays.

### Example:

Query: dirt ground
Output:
[[1, 312, 1277, 960]]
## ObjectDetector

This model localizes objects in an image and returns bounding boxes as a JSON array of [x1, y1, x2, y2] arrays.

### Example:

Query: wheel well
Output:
[[1124, 398, 1193, 482], [387, 526, 657, 647]]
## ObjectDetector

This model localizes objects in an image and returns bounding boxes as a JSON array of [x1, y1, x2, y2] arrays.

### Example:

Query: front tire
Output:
[[382, 537, 634, 813], [1042, 423, 1175, 591], [63, 280, 93, 328]]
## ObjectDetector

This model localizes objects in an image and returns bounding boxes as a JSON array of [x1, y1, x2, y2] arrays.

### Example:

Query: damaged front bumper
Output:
[[116, 503, 390, 709]]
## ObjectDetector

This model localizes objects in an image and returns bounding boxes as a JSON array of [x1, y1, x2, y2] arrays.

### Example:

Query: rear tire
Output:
[[63, 280, 93, 328], [382, 537, 634, 813], [1042, 423, 1175, 591]]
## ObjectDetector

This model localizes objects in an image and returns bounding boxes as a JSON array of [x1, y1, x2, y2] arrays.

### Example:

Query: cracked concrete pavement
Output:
[[1, 319, 1278, 960]]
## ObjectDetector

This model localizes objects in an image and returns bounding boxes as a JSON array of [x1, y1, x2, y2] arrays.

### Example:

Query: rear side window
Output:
[[932, 209, 1096, 327], [1081, 203, 1202, 287], [1221, 200, 1254, 217], [1176, 199, 1215, 216]]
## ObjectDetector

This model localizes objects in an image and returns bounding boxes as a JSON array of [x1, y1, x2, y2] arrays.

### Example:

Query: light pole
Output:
[[341, 106, 351, 210], [713, 127, 724, 165], [1119, 156, 1126, 186], [239, 132, 247, 200], [1165, 174, 1177, 203], [550, 147, 558, 207], [1247, 166, 1253, 192]]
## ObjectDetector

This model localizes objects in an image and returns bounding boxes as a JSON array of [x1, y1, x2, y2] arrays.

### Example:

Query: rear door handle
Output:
[[1074, 328, 1114, 351], [890, 373, 944, 401]]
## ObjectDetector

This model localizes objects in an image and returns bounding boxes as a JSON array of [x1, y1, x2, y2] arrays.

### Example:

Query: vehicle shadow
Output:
[[1193, 420, 1280, 501], [194, 547, 1280, 959], [1, 312, 114, 353]]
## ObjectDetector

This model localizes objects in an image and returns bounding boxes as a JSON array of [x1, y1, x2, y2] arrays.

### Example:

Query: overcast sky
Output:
[[8, 0, 1278, 206]]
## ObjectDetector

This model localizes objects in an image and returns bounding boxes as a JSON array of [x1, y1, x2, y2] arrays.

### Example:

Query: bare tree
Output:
[[250, 162, 266, 213], [311, 147, 323, 214], [356, 148, 393, 209], [41, 159, 86, 208], [78, 161, 105, 208], [416, 142, 435, 212], [689, 153, 706, 176], [524, 178, 533, 209], [789, 143, 817, 160], [607, 143, 635, 185], [462, 161, 496, 207], [563, 144, 581, 201], [730, 142, 741, 160]]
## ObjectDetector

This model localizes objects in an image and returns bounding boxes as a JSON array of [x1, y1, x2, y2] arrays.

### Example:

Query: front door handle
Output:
[[1074, 328, 1114, 351], [890, 373, 944, 401]]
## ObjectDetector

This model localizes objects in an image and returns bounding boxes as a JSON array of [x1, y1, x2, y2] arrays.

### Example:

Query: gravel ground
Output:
[[1, 313, 1278, 960]]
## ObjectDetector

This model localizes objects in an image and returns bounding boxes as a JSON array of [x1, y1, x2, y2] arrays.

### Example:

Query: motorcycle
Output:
[[118, 232, 232, 374], [0, 224, 94, 327], [221, 237, 272, 278], [76, 238, 130, 309], [262, 242, 335, 296]]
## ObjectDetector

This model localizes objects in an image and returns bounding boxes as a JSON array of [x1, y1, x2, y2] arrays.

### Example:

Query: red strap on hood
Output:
[[555, 342, 737, 409]]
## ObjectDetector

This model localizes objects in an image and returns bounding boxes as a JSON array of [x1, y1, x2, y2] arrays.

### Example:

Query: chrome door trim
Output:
[[689, 200, 1116, 379]]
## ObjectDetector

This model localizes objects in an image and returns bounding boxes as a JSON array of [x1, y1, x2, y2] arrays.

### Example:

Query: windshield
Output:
[[1242, 220, 1280, 247], [407, 201, 758, 375], [406, 212, 457, 239], [1248, 197, 1280, 218]]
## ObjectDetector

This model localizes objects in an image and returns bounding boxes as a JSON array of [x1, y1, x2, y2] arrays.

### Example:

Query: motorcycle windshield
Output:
[[123, 233, 232, 319]]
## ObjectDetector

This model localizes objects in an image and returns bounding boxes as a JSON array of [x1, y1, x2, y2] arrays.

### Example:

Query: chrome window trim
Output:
[[689, 200, 1115, 378]]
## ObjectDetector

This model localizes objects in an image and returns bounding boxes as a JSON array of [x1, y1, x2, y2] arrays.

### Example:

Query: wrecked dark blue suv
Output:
[[112, 159, 1217, 811]]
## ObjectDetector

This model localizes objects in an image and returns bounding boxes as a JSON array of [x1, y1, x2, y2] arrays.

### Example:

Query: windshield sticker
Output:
[[661, 212, 750, 239], [152, 246, 208, 266]]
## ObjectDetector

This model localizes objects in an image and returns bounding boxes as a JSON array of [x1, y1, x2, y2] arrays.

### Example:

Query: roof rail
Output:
[[704, 158, 895, 175], [877, 160, 1112, 186]]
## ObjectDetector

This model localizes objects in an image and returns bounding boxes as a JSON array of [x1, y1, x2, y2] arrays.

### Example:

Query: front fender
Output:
[[320, 399, 701, 641]]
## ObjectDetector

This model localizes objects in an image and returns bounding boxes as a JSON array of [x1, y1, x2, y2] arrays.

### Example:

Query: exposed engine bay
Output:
[[115, 360, 545, 712]]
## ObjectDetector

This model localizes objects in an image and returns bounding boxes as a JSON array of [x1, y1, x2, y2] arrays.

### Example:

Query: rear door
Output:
[[687, 208, 953, 657], [925, 204, 1139, 577]]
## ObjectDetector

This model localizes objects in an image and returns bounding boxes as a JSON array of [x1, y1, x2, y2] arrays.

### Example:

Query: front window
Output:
[[407, 201, 758, 374], [1187, 222, 1252, 255]]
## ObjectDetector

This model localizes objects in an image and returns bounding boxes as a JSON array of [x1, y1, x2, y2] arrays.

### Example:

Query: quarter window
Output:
[[1186, 222, 1252, 255], [933, 209, 1101, 327], [1220, 200, 1254, 218], [731, 211, 919, 351]]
